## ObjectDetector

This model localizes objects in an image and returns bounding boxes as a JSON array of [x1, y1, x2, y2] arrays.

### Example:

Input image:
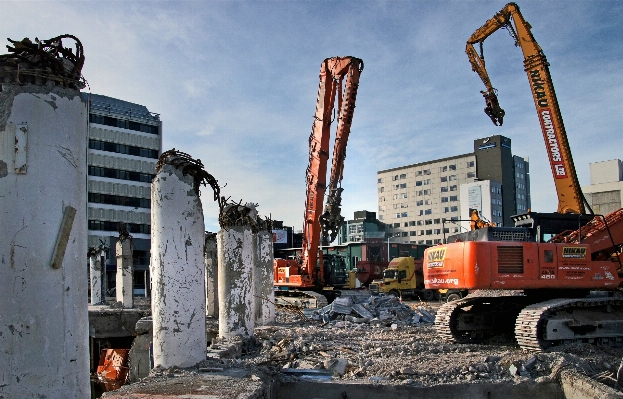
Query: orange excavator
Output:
[[274, 56, 364, 307], [424, 3, 623, 350]]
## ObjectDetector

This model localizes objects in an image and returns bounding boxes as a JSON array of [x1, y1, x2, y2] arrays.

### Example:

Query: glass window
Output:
[[399, 173, 407, 179], [441, 187, 448, 193], [467, 172, 476, 178], [449, 175, 457, 181], [449, 165, 456, 170]]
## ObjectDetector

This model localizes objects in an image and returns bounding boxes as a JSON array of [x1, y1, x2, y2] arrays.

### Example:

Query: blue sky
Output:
[[2, 1, 622, 233]]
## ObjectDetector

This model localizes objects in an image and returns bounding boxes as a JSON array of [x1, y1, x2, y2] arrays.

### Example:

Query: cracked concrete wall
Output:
[[254, 230, 275, 326], [90, 250, 106, 305], [205, 234, 218, 318], [0, 85, 89, 397], [218, 226, 255, 338], [151, 163, 206, 368], [116, 239, 134, 308]]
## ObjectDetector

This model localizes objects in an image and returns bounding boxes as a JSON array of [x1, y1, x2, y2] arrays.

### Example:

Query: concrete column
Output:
[[151, 159, 206, 368], [116, 238, 134, 308], [0, 85, 89, 396], [205, 232, 218, 318], [218, 226, 255, 338], [254, 230, 275, 326], [89, 248, 106, 305]]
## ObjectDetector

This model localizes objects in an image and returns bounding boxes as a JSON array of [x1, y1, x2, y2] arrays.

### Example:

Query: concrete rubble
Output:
[[309, 294, 435, 326], [103, 301, 623, 398]]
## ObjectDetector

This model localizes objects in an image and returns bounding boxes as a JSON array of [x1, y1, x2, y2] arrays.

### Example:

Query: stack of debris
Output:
[[309, 294, 435, 326]]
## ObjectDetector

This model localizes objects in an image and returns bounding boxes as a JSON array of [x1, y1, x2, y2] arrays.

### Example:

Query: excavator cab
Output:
[[320, 254, 348, 288]]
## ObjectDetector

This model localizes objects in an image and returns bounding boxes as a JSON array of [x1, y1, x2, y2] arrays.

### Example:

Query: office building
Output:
[[84, 93, 162, 291], [377, 135, 530, 245]]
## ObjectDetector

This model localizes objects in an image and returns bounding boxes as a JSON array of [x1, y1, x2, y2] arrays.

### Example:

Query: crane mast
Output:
[[301, 56, 363, 286], [466, 2, 585, 215]]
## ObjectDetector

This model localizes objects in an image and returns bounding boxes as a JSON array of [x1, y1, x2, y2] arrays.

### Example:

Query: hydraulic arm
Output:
[[301, 56, 363, 286], [466, 2, 585, 214]]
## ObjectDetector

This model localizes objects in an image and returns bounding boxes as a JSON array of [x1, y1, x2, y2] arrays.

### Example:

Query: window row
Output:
[[90, 113, 159, 135], [88, 192, 151, 209], [89, 139, 159, 159], [88, 166, 155, 183], [389, 217, 459, 228], [88, 220, 150, 234]]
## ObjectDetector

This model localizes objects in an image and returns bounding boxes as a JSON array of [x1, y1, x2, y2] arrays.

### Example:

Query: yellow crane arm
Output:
[[466, 2, 585, 215]]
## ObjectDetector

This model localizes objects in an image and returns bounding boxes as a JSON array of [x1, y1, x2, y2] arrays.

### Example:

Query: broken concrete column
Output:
[[205, 232, 219, 318], [218, 226, 255, 338], [89, 247, 106, 305], [151, 151, 207, 368], [254, 230, 275, 326], [0, 36, 89, 398], [116, 235, 134, 308]]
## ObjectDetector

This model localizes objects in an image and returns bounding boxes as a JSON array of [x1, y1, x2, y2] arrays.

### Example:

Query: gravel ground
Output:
[[106, 297, 623, 396], [241, 298, 623, 390]]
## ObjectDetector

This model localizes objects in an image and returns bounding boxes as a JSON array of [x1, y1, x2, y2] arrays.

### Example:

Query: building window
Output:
[[441, 186, 448, 192], [400, 183, 407, 189], [424, 209, 432, 215], [393, 223, 400, 228], [425, 219, 433, 225], [426, 229, 432, 235], [89, 220, 150, 234], [404, 222, 408, 227], [467, 172, 476, 178], [409, 221, 416, 226], [441, 197, 448, 203], [418, 230, 425, 236], [378, 178, 383, 183], [416, 221, 423, 226], [393, 194, 399, 199], [416, 200, 423, 206], [423, 169, 431, 175], [450, 195, 458, 201], [401, 203, 408, 208], [423, 189, 431, 195], [395, 213, 401, 218], [401, 212, 408, 217], [440, 176, 447, 182], [415, 181, 422, 186], [379, 206, 386, 212], [466, 161, 474, 168], [425, 240, 432, 245], [434, 229, 441, 234], [418, 210, 424, 216], [379, 215, 384, 220], [393, 175, 399, 181], [450, 206, 458, 212], [380, 196, 385, 202], [424, 199, 432, 205], [401, 232, 408, 237], [416, 170, 423, 176], [88, 192, 150, 209], [401, 193, 408, 198], [434, 218, 441, 224], [89, 139, 159, 159], [399, 173, 407, 179], [433, 239, 441, 244], [88, 166, 155, 183], [444, 228, 449, 233], [450, 185, 457, 191], [393, 204, 399, 209], [423, 179, 430, 185], [90, 114, 159, 135], [409, 231, 416, 236], [448, 175, 457, 181], [394, 184, 400, 190], [440, 166, 448, 172], [443, 207, 450, 213]]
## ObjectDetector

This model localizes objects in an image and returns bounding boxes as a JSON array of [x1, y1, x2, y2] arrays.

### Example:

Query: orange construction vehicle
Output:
[[424, 3, 623, 350], [274, 56, 364, 307]]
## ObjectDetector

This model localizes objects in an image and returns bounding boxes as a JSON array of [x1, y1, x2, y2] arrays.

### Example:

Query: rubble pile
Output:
[[309, 294, 435, 326], [247, 301, 623, 389]]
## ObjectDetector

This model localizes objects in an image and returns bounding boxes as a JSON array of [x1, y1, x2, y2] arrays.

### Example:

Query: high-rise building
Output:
[[377, 135, 530, 245], [582, 159, 623, 215], [84, 93, 162, 291]]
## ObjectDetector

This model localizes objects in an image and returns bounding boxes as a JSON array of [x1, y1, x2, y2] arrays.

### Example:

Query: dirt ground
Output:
[[106, 296, 623, 397]]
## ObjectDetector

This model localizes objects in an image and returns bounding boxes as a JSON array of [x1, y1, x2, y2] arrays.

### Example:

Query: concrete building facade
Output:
[[377, 135, 530, 245], [582, 159, 623, 215], [84, 93, 162, 292]]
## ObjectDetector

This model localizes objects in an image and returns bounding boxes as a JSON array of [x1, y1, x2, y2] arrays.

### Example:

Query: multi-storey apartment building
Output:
[[84, 93, 162, 291], [377, 135, 530, 245]]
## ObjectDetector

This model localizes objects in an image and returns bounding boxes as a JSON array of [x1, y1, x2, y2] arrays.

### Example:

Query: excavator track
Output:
[[435, 291, 530, 344], [515, 297, 623, 351]]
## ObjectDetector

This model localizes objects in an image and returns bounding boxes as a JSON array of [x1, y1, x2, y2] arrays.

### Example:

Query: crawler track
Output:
[[515, 297, 623, 350]]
